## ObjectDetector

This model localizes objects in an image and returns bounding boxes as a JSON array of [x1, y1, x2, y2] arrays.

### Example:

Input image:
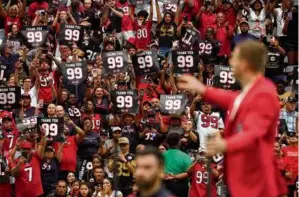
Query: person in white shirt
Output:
[[21, 77, 38, 107]]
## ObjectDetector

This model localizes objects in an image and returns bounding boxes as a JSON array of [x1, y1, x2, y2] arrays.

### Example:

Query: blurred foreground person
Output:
[[177, 40, 288, 197]]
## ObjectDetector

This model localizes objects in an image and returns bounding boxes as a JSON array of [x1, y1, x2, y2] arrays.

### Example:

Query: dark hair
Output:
[[136, 146, 164, 167], [166, 133, 180, 147], [79, 182, 92, 197], [57, 179, 67, 186], [71, 179, 80, 186]]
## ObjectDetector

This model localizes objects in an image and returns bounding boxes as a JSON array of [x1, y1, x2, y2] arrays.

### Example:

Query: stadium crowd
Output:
[[0, 0, 298, 196]]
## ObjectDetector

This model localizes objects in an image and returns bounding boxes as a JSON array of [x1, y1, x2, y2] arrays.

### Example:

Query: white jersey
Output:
[[195, 111, 224, 148], [248, 8, 266, 38], [274, 7, 286, 37]]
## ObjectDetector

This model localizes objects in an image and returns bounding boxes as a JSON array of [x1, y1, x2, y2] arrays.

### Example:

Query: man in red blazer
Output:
[[177, 40, 288, 197]]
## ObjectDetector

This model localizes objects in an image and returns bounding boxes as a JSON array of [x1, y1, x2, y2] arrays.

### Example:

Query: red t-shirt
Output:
[[28, 2, 49, 19], [199, 12, 216, 39], [134, 21, 152, 50], [53, 136, 77, 172], [179, 0, 200, 23], [189, 162, 218, 197], [3, 128, 19, 151], [116, 1, 134, 32], [282, 145, 298, 184], [213, 25, 233, 56], [4, 16, 22, 35], [11, 152, 43, 197], [0, 150, 12, 197]]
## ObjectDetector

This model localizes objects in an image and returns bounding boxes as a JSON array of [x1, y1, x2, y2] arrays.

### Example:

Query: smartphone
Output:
[[183, 16, 188, 23]]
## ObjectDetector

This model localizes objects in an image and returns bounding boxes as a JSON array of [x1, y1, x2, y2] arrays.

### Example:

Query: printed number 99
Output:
[[65, 29, 80, 41], [116, 96, 133, 108], [66, 67, 83, 80], [165, 99, 181, 110], [108, 56, 123, 69], [42, 123, 58, 136], [0, 92, 15, 104], [27, 31, 42, 43], [138, 56, 153, 69], [177, 55, 193, 68], [219, 71, 235, 84], [196, 171, 209, 184]]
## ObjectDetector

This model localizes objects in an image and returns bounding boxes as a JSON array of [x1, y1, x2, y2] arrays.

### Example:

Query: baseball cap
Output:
[[222, 0, 232, 4], [119, 137, 129, 144], [239, 19, 249, 26], [2, 42, 14, 48], [45, 146, 55, 153], [287, 96, 297, 103], [111, 126, 122, 132], [250, 0, 264, 5], [19, 141, 33, 150]]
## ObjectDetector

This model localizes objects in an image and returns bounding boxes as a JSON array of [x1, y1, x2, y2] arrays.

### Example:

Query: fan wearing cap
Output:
[[190, 100, 224, 149], [134, 0, 153, 50], [1, 115, 19, 151], [100, 126, 122, 157], [187, 148, 220, 197], [108, 137, 136, 196], [41, 145, 62, 196], [13, 93, 38, 122], [0, 41, 19, 75], [232, 18, 256, 49], [279, 96, 298, 134], [10, 131, 46, 197], [122, 113, 139, 153], [140, 109, 163, 147], [0, 133, 12, 197]]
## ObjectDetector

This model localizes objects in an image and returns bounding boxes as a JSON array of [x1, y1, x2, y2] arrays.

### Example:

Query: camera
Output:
[[39, 10, 45, 16]]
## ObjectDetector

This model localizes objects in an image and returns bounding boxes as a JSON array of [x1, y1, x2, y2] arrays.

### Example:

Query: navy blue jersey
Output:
[[41, 158, 60, 185], [77, 131, 100, 159]]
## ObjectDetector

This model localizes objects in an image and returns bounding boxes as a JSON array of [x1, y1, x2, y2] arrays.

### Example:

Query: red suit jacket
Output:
[[203, 76, 287, 197]]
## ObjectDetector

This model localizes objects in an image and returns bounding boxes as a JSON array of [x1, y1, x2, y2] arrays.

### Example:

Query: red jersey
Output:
[[134, 21, 152, 50], [53, 136, 77, 171], [38, 71, 58, 103], [4, 16, 22, 35], [282, 145, 298, 184], [2, 128, 19, 151], [81, 113, 102, 133], [11, 152, 43, 197], [116, 1, 134, 32], [189, 162, 218, 197]]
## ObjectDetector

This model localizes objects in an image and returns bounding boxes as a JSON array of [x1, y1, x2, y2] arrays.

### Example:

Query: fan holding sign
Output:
[[102, 51, 129, 74]]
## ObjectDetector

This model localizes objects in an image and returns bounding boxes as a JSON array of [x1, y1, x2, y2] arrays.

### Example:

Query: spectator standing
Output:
[[280, 96, 298, 135], [231, 19, 256, 49], [0, 133, 12, 197], [163, 133, 191, 197]]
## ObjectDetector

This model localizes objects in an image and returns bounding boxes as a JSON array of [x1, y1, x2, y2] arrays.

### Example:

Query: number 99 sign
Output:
[[42, 123, 58, 137], [0, 92, 15, 105], [116, 95, 133, 108]]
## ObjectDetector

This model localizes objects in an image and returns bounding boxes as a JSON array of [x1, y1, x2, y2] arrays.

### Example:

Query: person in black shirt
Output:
[[102, 0, 124, 34], [41, 146, 62, 196]]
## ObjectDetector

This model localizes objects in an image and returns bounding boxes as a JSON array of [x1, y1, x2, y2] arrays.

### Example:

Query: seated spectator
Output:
[[280, 96, 298, 135]]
